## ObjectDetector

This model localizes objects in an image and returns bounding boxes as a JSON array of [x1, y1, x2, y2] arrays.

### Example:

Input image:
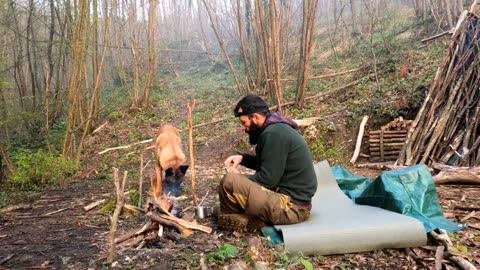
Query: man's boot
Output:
[[218, 213, 266, 232]]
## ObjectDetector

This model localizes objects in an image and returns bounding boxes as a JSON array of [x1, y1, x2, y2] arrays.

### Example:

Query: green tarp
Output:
[[332, 164, 465, 233]]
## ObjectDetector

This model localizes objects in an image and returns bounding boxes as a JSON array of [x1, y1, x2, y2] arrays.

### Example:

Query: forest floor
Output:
[[0, 108, 479, 269]]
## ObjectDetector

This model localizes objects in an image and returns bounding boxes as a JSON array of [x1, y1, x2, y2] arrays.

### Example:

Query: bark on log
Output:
[[432, 163, 480, 185], [146, 212, 194, 236]]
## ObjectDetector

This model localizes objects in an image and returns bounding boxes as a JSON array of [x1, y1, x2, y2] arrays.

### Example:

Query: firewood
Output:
[[369, 138, 407, 143], [369, 142, 405, 147], [370, 155, 401, 161], [157, 213, 212, 234], [115, 220, 154, 244], [432, 163, 480, 185], [369, 145, 403, 151], [369, 130, 407, 135], [121, 234, 146, 248], [146, 212, 194, 236]]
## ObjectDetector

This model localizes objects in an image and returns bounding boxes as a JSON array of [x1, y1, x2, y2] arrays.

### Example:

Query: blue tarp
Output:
[[332, 164, 466, 233]]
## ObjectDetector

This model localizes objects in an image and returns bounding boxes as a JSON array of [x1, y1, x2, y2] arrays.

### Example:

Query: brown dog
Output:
[[154, 125, 189, 197]]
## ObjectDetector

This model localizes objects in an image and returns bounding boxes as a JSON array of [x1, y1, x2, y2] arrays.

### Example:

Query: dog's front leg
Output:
[[154, 160, 163, 197]]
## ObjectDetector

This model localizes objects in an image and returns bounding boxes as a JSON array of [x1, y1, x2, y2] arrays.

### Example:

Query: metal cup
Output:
[[195, 206, 210, 219]]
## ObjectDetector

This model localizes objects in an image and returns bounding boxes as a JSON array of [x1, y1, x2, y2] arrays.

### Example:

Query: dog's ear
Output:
[[179, 165, 189, 175], [165, 168, 174, 177]]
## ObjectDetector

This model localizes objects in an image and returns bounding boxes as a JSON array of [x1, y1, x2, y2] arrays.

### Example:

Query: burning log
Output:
[[113, 182, 212, 249]]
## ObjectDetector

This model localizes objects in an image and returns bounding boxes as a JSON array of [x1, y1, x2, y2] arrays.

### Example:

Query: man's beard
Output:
[[247, 122, 263, 145]]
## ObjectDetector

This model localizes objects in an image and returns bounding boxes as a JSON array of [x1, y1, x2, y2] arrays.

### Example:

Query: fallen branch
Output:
[[98, 139, 153, 155], [281, 66, 365, 81], [92, 121, 109, 134], [429, 229, 477, 270], [421, 29, 453, 43], [83, 199, 106, 212], [404, 248, 428, 268], [454, 206, 480, 211], [460, 211, 477, 222], [0, 204, 32, 213], [43, 207, 71, 216]]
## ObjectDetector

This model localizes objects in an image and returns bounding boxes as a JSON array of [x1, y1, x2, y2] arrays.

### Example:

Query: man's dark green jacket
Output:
[[240, 123, 317, 205]]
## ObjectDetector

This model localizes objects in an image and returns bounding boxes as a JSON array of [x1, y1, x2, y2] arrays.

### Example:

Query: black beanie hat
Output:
[[233, 95, 270, 117]]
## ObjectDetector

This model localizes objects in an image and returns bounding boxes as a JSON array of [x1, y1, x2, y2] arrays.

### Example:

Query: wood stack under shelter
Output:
[[369, 117, 412, 162], [397, 4, 480, 167]]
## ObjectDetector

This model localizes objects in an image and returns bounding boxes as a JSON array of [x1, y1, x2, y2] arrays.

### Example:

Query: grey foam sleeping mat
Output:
[[275, 160, 427, 255]]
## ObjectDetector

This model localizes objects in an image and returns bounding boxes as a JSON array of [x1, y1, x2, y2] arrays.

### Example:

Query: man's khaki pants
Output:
[[218, 172, 310, 225]]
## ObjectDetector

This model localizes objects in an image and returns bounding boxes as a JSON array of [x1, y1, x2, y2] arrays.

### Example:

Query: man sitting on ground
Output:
[[218, 94, 318, 231]]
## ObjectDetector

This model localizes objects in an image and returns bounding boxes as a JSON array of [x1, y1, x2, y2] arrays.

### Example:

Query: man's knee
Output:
[[219, 172, 236, 191]]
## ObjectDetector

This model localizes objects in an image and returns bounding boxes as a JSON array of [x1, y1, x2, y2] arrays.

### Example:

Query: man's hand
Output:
[[224, 155, 242, 173]]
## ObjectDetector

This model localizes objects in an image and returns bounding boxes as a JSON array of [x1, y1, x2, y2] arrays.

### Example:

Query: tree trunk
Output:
[[269, 0, 283, 111], [26, 0, 38, 112], [141, 0, 157, 108], [63, 0, 90, 160], [443, 0, 454, 28], [295, 0, 319, 108], [235, 0, 254, 89], [201, 0, 245, 94], [350, 0, 357, 34]]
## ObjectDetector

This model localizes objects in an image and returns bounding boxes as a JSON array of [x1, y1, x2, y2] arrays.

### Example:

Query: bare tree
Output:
[[295, 0, 319, 108], [141, 0, 158, 108], [201, 0, 245, 94], [63, 0, 90, 160]]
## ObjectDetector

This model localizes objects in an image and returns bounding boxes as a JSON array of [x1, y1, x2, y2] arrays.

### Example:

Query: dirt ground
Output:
[[1, 122, 480, 270]]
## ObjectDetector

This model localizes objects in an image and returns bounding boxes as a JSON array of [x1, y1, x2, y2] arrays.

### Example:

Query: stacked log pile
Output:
[[397, 5, 480, 167], [369, 117, 412, 162]]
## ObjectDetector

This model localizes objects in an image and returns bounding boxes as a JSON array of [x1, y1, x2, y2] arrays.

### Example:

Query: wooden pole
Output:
[[350, 115, 369, 164], [187, 101, 198, 207], [138, 153, 143, 207], [107, 168, 127, 264]]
